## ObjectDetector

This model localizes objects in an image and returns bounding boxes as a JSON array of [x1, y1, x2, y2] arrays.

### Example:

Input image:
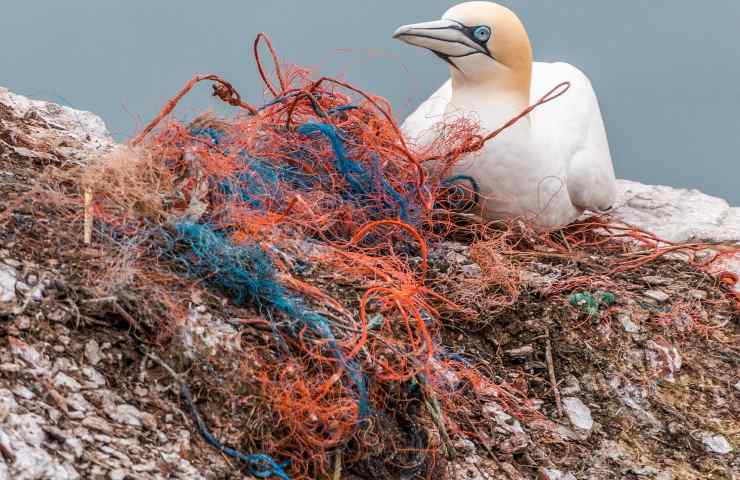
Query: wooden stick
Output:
[[419, 377, 457, 461], [83, 189, 93, 244], [469, 422, 516, 480], [545, 328, 564, 418], [332, 450, 342, 480]]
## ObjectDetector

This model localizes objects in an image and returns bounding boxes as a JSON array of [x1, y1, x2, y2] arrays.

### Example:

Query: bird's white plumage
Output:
[[531, 62, 616, 213], [402, 61, 617, 229], [401, 79, 452, 144]]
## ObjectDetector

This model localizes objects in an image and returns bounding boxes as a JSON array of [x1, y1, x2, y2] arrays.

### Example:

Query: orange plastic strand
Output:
[[347, 220, 430, 281], [130, 74, 257, 146], [254, 32, 288, 98]]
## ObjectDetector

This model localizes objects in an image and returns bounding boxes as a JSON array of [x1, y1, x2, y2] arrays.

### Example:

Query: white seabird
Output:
[[394, 1, 617, 229]]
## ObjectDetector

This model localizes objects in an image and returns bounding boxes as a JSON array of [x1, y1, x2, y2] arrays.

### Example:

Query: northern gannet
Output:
[[394, 1, 617, 229]]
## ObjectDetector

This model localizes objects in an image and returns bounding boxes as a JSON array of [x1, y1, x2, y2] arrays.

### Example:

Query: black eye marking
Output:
[[424, 20, 498, 70], [446, 20, 495, 58]]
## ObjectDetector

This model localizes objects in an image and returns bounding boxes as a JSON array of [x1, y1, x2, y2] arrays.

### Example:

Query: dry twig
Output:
[[545, 328, 564, 418]]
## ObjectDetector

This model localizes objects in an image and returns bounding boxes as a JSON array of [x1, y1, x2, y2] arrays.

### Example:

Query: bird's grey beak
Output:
[[393, 19, 485, 57]]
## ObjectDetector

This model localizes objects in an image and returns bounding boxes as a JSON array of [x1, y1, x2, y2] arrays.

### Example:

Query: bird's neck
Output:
[[449, 65, 532, 131]]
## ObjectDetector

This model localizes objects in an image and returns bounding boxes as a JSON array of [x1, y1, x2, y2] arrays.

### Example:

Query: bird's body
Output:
[[395, 2, 617, 229]]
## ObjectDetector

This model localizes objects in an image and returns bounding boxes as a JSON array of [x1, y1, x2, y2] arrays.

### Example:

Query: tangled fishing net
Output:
[[19, 34, 737, 479]]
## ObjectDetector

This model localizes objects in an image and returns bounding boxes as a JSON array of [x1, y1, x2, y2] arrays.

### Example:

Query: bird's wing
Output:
[[531, 62, 617, 211], [400, 79, 452, 148]]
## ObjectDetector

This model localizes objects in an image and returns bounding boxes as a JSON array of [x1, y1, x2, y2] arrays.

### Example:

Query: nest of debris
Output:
[[1, 35, 737, 480]]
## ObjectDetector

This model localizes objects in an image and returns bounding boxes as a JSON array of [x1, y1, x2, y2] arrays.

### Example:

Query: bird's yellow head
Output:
[[394, 2, 532, 97]]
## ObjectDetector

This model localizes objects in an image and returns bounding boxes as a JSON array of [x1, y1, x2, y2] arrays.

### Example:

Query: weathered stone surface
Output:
[[702, 433, 733, 455], [612, 180, 740, 293], [562, 397, 593, 432], [643, 289, 670, 304], [53, 372, 82, 392], [0, 265, 16, 304], [8, 337, 46, 369], [613, 180, 740, 243], [84, 340, 103, 366], [645, 339, 682, 383], [104, 403, 156, 430], [482, 402, 525, 435], [0, 410, 80, 480], [540, 468, 577, 480], [618, 312, 641, 333], [81, 366, 106, 389], [0, 86, 114, 164]]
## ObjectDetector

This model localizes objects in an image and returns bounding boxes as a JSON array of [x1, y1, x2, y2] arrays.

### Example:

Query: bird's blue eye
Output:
[[473, 26, 491, 43]]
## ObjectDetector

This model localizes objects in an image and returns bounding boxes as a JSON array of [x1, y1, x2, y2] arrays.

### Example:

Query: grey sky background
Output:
[[2, 1, 738, 203]]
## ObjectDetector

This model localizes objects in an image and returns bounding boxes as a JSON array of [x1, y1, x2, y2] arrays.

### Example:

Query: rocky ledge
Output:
[[0, 88, 737, 479], [0, 87, 114, 165], [613, 180, 740, 244]]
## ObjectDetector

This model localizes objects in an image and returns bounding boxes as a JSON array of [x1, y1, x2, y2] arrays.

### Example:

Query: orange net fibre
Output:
[[73, 32, 739, 479]]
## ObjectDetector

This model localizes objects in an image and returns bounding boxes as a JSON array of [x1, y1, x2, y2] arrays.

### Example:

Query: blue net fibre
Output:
[[170, 221, 369, 417], [145, 98, 429, 477], [298, 122, 413, 223], [101, 50, 501, 478], [189, 118, 420, 226]]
